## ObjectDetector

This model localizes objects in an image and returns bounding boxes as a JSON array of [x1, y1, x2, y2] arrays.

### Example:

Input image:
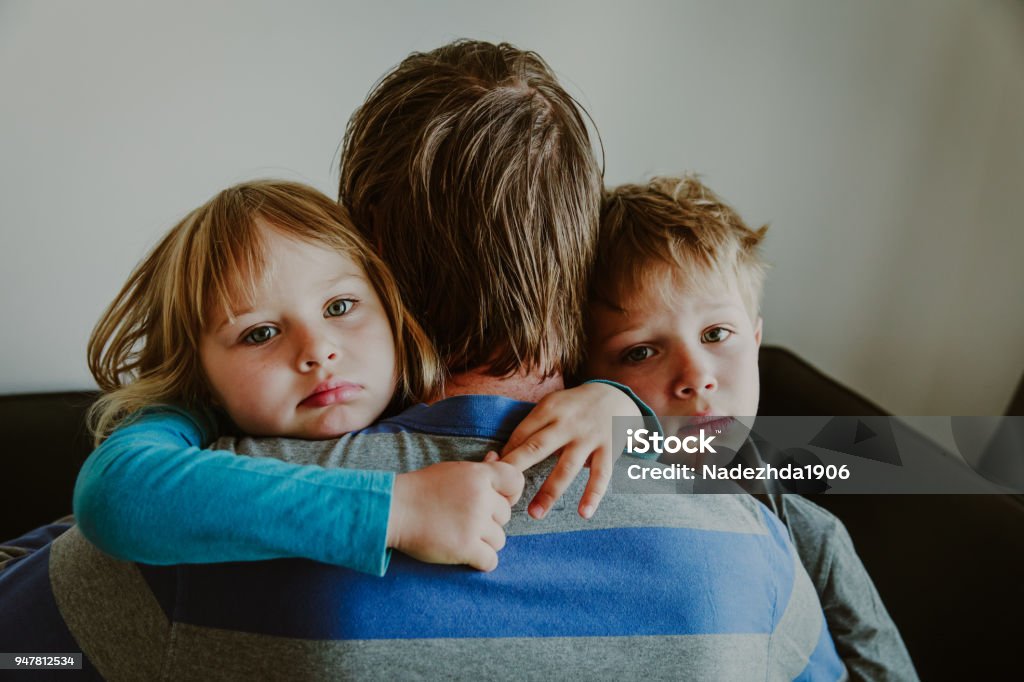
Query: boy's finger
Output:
[[501, 424, 569, 471], [483, 450, 500, 463], [527, 442, 589, 519], [578, 450, 613, 519], [487, 461, 525, 505], [501, 409, 554, 456]]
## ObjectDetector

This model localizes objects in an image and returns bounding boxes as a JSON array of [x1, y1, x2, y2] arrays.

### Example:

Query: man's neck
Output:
[[440, 366, 565, 403]]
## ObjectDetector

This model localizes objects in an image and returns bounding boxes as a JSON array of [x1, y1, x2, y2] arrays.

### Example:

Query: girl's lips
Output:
[[300, 382, 362, 408]]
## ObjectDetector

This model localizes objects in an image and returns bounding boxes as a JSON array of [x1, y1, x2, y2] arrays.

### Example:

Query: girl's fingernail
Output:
[[580, 505, 595, 519], [529, 503, 545, 519]]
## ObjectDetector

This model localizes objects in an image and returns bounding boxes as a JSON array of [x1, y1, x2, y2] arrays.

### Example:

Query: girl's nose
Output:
[[302, 351, 337, 370], [296, 328, 339, 371]]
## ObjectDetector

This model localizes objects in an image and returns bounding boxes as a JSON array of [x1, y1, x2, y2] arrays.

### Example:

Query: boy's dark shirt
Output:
[[739, 435, 919, 681]]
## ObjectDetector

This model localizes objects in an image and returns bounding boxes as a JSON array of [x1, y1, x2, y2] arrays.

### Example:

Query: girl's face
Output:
[[199, 220, 397, 438]]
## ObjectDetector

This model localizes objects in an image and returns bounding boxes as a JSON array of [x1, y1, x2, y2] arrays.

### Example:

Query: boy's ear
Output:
[[754, 317, 763, 347]]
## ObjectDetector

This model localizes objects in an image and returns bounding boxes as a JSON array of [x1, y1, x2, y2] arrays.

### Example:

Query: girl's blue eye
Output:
[[326, 299, 354, 317], [701, 327, 732, 343], [624, 346, 654, 363], [243, 326, 278, 345]]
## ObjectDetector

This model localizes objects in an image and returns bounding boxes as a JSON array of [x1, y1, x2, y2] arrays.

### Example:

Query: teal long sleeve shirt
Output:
[[73, 407, 394, 575]]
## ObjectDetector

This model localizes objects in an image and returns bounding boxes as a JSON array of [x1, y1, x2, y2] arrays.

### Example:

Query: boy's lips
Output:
[[688, 414, 729, 425], [300, 380, 362, 407], [676, 415, 735, 438]]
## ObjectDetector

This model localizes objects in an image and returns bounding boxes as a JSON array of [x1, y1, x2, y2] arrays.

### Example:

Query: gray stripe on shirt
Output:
[[49, 526, 168, 681]]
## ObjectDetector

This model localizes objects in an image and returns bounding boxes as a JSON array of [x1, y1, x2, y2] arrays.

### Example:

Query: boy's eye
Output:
[[243, 326, 279, 345], [624, 346, 655, 363], [701, 327, 732, 343], [325, 298, 355, 318]]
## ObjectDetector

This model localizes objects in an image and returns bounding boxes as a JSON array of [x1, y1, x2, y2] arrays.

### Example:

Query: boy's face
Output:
[[199, 221, 398, 439], [585, 266, 762, 424]]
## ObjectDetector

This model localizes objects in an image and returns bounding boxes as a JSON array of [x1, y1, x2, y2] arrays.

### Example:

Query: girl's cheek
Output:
[[234, 365, 272, 398]]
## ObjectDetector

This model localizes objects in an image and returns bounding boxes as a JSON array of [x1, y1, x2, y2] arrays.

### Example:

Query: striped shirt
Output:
[[1, 395, 844, 680]]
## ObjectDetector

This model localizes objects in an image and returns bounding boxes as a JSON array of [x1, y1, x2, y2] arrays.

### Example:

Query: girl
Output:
[[75, 180, 641, 575]]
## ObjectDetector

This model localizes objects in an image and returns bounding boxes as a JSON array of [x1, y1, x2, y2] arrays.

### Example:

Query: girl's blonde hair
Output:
[[87, 180, 441, 445]]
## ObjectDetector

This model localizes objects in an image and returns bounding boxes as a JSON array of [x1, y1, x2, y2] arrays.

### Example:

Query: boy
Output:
[[585, 175, 918, 681]]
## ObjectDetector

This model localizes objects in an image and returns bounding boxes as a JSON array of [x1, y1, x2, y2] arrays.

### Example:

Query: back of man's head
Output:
[[340, 39, 601, 378]]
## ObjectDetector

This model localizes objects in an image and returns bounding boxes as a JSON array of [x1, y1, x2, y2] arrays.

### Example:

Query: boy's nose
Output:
[[672, 355, 716, 398], [675, 380, 716, 398]]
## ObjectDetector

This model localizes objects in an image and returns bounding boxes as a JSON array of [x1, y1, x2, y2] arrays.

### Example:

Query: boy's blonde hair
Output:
[[87, 180, 440, 444], [595, 175, 768, 318], [339, 39, 602, 377]]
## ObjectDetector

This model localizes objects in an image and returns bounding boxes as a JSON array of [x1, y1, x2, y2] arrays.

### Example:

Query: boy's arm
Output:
[[73, 408, 522, 574], [499, 380, 659, 520], [764, 494, 919, 681]]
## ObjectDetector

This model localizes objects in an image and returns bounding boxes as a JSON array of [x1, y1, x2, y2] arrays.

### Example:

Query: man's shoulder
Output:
[[368, 395, 533, 439], [221, 395, 533, 470]]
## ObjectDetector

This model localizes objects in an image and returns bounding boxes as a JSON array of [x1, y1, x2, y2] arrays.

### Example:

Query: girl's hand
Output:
[[388, 460, 524, 572], [499, 382, 641, 520]]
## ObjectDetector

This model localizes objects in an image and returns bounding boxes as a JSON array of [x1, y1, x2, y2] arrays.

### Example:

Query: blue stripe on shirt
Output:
[[796, 611, 847, 681], [362, 396, 533, 439], [174, 524, 794, 640]]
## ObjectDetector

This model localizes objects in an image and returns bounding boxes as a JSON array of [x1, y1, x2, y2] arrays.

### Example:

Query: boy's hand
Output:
[[387, 461, 524, 572], [500, 383, 641, 520]]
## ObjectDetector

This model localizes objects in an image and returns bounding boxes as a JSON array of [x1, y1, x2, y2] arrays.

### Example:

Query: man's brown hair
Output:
[[595, 175, 768, 319], [340, 40, 601, 377]]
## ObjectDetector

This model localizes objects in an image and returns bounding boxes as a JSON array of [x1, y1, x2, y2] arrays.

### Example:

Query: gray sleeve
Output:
[[214, 433, 363, 467], [215, 430, 500, 472], [761, 494, 919, 682]]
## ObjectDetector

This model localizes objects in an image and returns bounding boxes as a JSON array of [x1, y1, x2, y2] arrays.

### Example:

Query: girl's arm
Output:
[[74, 407, 393, 574], [73, 407, 521, 575]]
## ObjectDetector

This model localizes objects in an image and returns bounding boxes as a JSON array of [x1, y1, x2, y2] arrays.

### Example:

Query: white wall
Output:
[[2, 0, 1022, 415]]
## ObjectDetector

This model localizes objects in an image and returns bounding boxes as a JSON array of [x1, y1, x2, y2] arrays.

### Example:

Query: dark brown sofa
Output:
[[3, 346, 1022, 680]]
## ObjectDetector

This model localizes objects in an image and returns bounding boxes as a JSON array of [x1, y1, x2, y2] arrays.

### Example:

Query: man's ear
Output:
[[754, 316, 763, 347]]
